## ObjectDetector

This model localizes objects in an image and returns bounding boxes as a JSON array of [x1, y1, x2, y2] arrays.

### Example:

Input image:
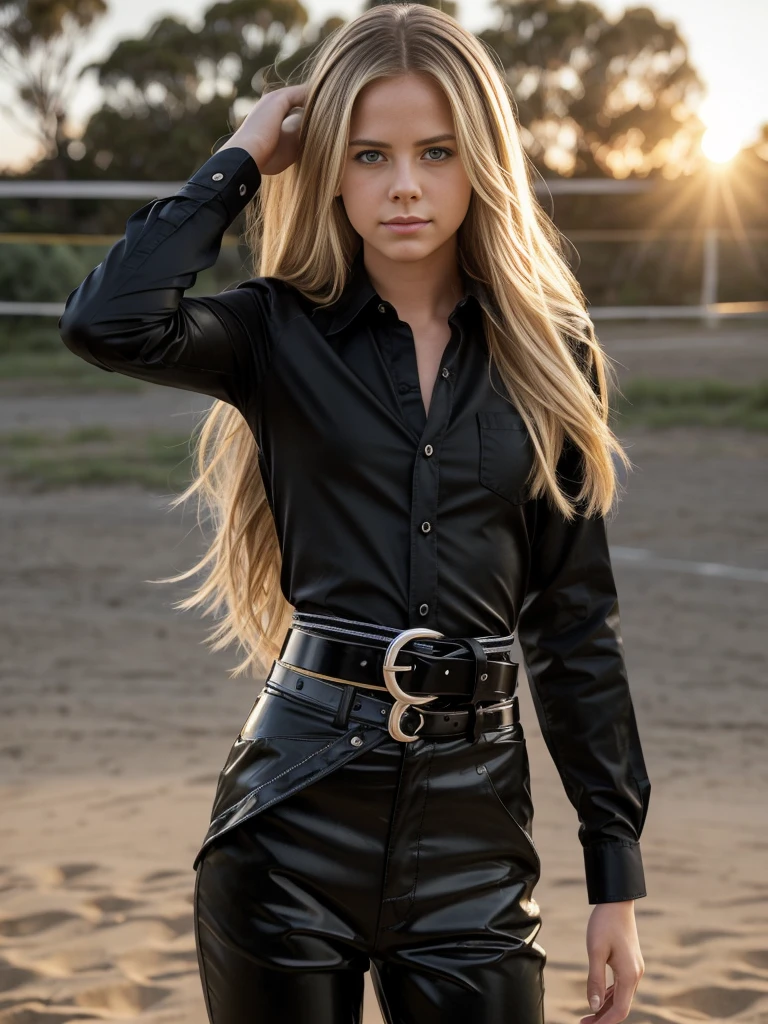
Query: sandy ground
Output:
[[1, 319, 767, 1023]]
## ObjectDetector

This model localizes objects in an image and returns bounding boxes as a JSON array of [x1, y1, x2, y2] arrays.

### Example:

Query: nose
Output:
[[388, 160, 422, 201]]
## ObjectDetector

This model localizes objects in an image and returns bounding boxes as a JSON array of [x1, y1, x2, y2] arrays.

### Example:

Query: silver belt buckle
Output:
[[382, 626, 443, 742]]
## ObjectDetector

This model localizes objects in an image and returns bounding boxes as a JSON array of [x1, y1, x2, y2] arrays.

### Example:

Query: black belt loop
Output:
[[332, 681, 357, 729], [462, 637, 488, 702], [461, 636, 488, 744]]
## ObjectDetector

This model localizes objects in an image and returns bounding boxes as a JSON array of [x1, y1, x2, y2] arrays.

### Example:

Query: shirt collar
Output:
[[312, 247, 493, 337]]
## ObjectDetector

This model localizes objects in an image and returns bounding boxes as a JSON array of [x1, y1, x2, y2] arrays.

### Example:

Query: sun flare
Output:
[[701, 125, 742, 164]]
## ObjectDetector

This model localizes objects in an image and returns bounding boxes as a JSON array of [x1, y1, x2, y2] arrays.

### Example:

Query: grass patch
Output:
[[2, 377, 766, 495], [614, 378, 768, 431], [64, 425, 116, 443], [0, 351, 144, 391], [0, 321, 64, 355], [0, 427, 195, 492]]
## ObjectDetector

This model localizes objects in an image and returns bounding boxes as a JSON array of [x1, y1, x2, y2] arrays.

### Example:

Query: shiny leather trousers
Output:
[[192, 664, 547, 1023]]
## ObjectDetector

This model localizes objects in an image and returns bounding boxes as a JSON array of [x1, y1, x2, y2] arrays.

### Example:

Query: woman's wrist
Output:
[[214, 134, 263, 167]]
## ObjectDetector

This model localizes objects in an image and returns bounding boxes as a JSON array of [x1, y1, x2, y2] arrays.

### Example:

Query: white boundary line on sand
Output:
[[611, 546, 768, 584]]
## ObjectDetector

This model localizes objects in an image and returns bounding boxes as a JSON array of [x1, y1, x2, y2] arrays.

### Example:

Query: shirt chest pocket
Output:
[[476, 410, 535, 505]]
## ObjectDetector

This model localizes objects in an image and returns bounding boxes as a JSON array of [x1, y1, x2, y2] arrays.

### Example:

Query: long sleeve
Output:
[[58, 145, 273, 417], [516, 438, 651, 904]]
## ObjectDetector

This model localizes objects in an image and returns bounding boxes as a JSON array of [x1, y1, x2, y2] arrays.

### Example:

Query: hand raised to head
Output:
[[217, 83, 309, 175]]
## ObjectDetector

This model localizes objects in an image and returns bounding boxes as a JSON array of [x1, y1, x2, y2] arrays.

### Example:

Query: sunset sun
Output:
[[701, 124, 743, 164]]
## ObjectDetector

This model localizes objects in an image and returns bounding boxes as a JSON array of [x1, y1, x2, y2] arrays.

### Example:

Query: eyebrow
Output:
[[347, 134, 456, 147]]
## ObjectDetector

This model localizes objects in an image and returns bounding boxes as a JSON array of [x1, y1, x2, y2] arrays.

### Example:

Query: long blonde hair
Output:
[[156, 3, 631, 680]]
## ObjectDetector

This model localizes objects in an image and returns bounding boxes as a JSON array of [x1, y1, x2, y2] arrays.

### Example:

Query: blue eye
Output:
[[353, 147, 453, 164], [424, 147, 452, 161]]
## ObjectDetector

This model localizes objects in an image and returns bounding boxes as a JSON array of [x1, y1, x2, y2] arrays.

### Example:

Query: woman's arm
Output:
[[517, 439, 650, 1021], [58, 145, 272, 416], [516, 436, 651, 906], [59, 85, 308, 412]]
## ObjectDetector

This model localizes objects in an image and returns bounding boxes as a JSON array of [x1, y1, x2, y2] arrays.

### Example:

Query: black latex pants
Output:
[[192, 664, 547, 1023]]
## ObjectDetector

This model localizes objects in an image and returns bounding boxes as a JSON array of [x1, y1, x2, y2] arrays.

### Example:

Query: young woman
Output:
[[58, 5, 651, 1023]]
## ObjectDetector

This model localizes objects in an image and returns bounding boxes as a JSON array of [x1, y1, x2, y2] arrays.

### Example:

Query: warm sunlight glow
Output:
[[701, 125, 742, 164]]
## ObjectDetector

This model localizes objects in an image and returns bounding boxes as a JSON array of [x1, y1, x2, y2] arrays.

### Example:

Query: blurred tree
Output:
[[1, 0, 766, 308], [75, 0, 316, 180], [480, 0, 705, 178], [0, 0, 108, 178], [364, 0, 458, 18], [748, 122, 768, 168]]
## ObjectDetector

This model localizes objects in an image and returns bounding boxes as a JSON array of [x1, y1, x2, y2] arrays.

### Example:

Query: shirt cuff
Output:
[[583, 839, 647, 904], [185, 146, 262, 221]]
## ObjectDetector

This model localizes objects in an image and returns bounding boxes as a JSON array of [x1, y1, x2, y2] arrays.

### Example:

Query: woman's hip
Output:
[[193, 663, 543, 941]]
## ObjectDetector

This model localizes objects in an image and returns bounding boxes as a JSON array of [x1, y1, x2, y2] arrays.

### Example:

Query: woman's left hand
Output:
[[579, 899, 645, 1023]]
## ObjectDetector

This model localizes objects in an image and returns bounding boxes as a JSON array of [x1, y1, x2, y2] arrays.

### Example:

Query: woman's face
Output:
[[337, 72, 473, 263]]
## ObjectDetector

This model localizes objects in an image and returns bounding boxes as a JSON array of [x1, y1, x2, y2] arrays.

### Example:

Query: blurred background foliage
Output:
[[0, 0, 766, 305]]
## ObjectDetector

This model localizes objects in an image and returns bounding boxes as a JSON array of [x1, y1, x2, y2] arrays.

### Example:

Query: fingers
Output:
[[268, 82, 309, 112], [581, 955, 644, 1023], [595, 973, 636, 1023], [586, 957, 606, 1012], [579, 982, 614, 1024]]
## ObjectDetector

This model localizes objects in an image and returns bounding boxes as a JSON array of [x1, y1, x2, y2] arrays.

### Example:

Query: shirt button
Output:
[[378, 303, 386, 313], [398, 382, 410, 394], [423, 444, 433, 457], [419, 602, 429, 616], [239, 183, 247, 196], [421, 521, 431, 533], [441, 367, 450, 378], [212, 172, 224, 181]]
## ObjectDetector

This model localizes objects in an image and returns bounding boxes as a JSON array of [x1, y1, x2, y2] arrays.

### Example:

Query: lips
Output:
[[382, 220, 430, 234]]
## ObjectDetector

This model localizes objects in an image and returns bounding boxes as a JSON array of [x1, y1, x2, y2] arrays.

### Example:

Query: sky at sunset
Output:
[[1, 0, 765, 172]]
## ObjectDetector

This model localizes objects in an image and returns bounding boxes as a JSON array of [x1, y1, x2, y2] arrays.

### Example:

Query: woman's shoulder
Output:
[[226, 275, 329, 329]]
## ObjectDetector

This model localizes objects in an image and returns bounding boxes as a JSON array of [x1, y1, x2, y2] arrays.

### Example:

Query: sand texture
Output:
[[1, 320, 767, 1022]]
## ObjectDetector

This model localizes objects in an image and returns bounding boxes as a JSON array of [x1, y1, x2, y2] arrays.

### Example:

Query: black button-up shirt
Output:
[[58, 144, 651, 905]]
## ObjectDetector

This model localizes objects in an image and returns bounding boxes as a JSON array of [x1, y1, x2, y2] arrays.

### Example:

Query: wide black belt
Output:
[[265, 661, 520, 742], [276, 613, 520, 744]]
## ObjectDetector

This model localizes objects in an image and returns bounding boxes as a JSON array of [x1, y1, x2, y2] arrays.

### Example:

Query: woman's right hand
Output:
[[218, 83, 309, 175]]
